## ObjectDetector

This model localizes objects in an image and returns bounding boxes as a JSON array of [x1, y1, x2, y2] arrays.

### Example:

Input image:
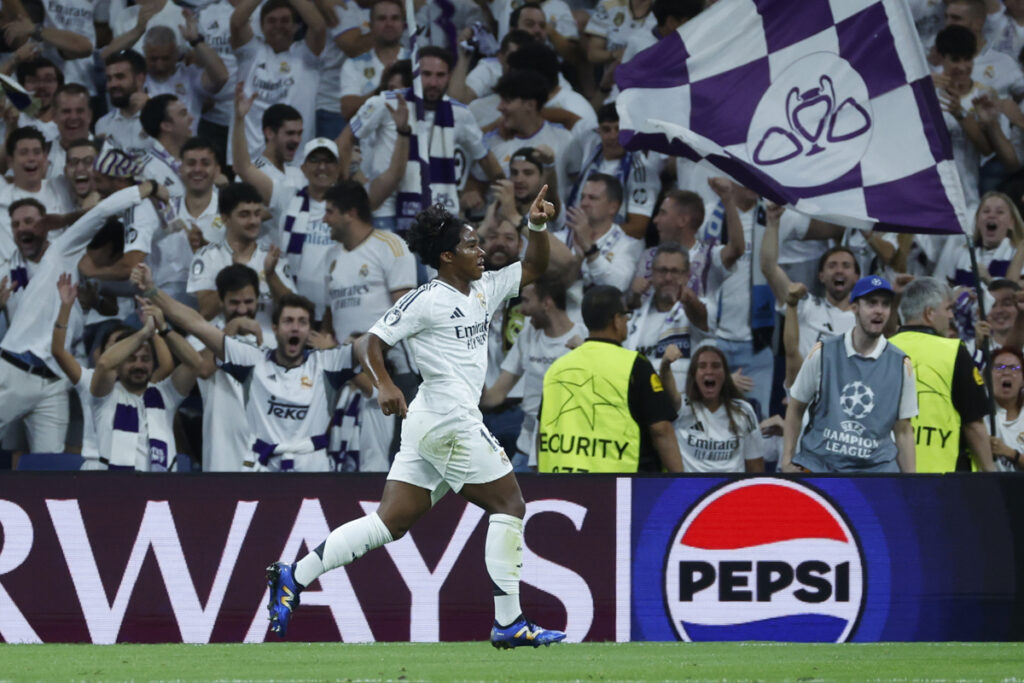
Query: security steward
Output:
[[888, 277, 996, 472], [537, 285, 683, 473]]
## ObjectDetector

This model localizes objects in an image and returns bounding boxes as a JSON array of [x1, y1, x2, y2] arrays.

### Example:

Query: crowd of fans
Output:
[[2, 0, 1024, 474]]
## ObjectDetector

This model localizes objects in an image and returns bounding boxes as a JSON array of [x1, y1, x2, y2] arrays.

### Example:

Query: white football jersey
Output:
[[674, 398, 764, 474], [95, 108, 150, 159], [325, 229, 416, 343], [796, 296, 856, 360], [220, 336, 357, 467], [369, 262, 522, 413], [188, 320, 257, 471]]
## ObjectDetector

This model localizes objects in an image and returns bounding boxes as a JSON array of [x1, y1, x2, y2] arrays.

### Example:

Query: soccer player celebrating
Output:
[[266, 185, 563, 648]]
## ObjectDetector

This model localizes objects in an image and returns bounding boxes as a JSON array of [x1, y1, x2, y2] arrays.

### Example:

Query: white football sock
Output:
[[486, 513, 524, 626], [293, 512, 393, 588]]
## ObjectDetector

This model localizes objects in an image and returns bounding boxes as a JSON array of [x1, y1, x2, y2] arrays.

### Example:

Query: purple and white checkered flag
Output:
[[616, 0, 969, 234]]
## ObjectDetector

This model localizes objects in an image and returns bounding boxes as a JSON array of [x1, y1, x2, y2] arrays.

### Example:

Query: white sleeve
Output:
[[186, 247, 217, 293], [385, 248, 417, 292], [456, 108, 489, 161], [500, 332, 527, 376], [466, 59, 497, 98], [157, 376, 187, 412], [582, 248, 638, 292], [369, 287, 429, 346], [585, 1, 613, 38], [482, 261, 523, 311], [274, 256, 297, 293], [739, 402, 766, 461], [626, 153, 660, 217], [897, 355, 919, 420], [348, 93, 390, 139], [124, 201, 160, 255], [339, 58, 365, 98], [320, 343, 356, 373], [223, 334, 266, 368], [789, 342, 823, 404]]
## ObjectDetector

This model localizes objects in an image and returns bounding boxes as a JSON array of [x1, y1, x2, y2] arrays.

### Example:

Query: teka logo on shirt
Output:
[[663, 478, 865, 643]]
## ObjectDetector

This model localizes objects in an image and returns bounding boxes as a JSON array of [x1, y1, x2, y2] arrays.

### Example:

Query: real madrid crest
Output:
[[359, 264, 369, 277], [365, 67, 376, 79], [280, 61, 291, 73], [614, 13, 625, 26]]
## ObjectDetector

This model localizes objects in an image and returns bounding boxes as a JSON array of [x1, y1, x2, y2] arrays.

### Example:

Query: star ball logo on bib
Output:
[[664, 479, 865, 642], [746, 53, 872, 187]]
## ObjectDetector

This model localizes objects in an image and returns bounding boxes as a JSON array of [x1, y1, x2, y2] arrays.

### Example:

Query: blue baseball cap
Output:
[[849, 275, 894, 303]]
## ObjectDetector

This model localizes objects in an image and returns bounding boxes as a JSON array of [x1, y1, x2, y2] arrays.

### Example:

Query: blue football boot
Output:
[[266, 562, 300, 637], [490, 615, 567, 648]]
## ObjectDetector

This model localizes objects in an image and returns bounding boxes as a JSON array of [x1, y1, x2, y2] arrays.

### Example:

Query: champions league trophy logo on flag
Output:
[[615, 0, 970, 235]]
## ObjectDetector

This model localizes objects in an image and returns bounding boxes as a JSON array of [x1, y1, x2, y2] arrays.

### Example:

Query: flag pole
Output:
[[966, 235, 996, 434]]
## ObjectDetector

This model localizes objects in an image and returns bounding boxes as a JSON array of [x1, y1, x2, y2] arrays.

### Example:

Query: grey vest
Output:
[[795, 335, 907, 472]]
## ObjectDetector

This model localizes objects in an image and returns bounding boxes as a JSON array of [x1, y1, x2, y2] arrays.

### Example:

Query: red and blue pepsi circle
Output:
[[663, 478, 866, 642]]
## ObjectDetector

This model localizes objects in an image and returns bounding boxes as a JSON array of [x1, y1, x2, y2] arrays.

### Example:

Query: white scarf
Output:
[[106, 384, 176, 471], [281, 185, 312, 271], [395, 88, 459, 233], [329, 384, 363, 472]]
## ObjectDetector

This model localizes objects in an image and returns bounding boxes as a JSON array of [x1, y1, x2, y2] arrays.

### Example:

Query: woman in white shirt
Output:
[[945, 192, 1024, 287], [659, 343, 765, 473], [988, 346, 1024, 472]]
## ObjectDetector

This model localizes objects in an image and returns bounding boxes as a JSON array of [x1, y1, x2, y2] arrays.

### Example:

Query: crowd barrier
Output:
[[0, 473, 1021, 643]]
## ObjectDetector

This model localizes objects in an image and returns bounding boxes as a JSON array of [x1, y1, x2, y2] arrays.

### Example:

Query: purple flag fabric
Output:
[[615, 0, 969, 234]]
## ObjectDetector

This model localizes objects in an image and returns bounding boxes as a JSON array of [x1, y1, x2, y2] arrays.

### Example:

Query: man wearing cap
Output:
[[233, 85, 341, 318], [782, 275, 918, 473], [889, 277, 997, 472]]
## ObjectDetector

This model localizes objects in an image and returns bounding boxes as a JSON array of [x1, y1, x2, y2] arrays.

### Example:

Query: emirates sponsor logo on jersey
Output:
[[454, 320, 488, 349]]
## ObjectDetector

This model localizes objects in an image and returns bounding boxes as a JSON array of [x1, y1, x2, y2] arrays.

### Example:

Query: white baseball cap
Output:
[[301, 137, 339, 164]]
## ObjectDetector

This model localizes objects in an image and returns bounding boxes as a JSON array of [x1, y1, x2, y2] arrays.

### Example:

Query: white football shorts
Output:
[[387, 406, 512, 493]]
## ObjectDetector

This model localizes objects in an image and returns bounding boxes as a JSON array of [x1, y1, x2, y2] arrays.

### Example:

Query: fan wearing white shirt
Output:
[[234, 90, 341, 315], [8, 57, 62, 142], [267, 188, 566, 648], [90, 299, 202, 471], [142, 19, 229, 138], [0, 182, 169, 456], [448, 28, 533, 106], [188, 182, 296, 344], [338, 0, 408, 121], [567, 174, 644, 293], [626, 243, 709, 389], [0, 127, 73, 239], [230, 0, 326, 158], [95, 50, 151, 159], [506, 43, 596, 133], [565, 104, 660, 239], [321, 180, 417, 472], [185, 264, 271, 472], [660, 344, 766, 474], [340, 48, 503, 229], [172, 137, 225, 247], [135, 264, 359, 473], [253, 105, 306, 190], [481, 273, 586, 470], [46, 85, 93, 180], [0, 199, 50, 325], [475, 70, 573, 207], [138, 94, 194, 198], [760, 204, 858, 385]]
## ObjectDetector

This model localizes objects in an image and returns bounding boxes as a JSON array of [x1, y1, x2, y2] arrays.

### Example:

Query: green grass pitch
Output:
[[2, 642, 1023, 682]]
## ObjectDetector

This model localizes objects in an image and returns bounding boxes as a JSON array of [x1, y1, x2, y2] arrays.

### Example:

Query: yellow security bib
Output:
[[538, 341, 641, 473], [889, 331, 961, 473]]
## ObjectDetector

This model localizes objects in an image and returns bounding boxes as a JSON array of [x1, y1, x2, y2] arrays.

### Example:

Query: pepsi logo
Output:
[[663, 479, 864, 642]]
